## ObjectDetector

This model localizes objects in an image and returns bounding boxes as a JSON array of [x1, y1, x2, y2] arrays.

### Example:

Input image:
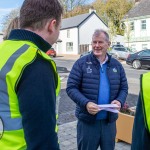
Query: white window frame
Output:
[[141, 20, 146, 30], [130, 22, 134, 31], [66, 42, 73, 52]]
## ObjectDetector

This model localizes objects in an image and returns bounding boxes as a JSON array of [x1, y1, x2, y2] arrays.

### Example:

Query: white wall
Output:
[[58, 28, 78, 54], [79, 14, 108, 45], [125, 41, 150, 51], [56, 13, 108, 54], [124, 17, 150, 51], [113, 35, 125, 45]]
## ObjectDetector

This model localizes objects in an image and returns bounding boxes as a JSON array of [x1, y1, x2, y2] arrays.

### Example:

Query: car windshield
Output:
[[114, 47, 126, 51], [112, 45, 124, 48]]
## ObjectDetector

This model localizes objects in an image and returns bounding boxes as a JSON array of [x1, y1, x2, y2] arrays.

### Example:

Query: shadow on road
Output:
[[57, 66, 70, 73]]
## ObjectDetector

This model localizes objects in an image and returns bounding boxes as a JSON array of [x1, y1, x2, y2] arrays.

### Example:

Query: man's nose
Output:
[[95, 42, 99, 47]]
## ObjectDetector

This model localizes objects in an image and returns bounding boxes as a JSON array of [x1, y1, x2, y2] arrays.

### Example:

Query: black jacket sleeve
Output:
[[17, 54, 59, 150], [131, 94, 150, 150]]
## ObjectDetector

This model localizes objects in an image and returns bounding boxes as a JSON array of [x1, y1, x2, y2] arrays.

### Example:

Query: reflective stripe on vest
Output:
[[141, 72, 150, 133], [0, 44, 30, 131], [0, 41, 60, 149]]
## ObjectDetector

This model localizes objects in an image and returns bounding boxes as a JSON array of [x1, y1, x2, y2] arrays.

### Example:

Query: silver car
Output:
[[109, 47, 133, 60]]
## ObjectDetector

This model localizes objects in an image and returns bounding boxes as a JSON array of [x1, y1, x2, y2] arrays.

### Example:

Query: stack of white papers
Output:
[[98, 104, 119, 113]]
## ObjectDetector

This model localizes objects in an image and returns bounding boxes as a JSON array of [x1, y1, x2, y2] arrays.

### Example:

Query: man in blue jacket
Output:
[[66, 29, 128, 150]]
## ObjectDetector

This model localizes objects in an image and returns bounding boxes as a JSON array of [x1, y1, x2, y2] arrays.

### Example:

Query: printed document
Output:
[[98, 104, 119, 113]]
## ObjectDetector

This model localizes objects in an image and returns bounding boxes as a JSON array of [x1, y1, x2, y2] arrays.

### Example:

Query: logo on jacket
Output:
[[113, 68, 117, 73], [86, 65, 92, 73], [86, 62, 92, 65], [0, 117, 4, 139]]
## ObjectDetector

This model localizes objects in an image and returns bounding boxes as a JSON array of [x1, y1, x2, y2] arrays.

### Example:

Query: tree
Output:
[[64, 5, 92, 18], [92, 0, 133, 35], [108, 21, 117, 44], [123, 16, 133, 48], [61, 0, 90, 18], [2, 8, 20, 33], [92, 0, 108, 24], [104, 0, 133, 35]]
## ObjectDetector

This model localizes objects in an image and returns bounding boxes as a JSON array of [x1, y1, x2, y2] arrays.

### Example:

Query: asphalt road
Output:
[[54, 57, 149, 125]]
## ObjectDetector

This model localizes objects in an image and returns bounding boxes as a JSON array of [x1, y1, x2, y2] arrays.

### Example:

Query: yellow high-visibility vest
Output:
[[141, 72, 150, 133], [0, 40, 60, 149]]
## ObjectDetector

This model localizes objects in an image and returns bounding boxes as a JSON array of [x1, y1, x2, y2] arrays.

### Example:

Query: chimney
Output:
[[89, 8, 96, 14]]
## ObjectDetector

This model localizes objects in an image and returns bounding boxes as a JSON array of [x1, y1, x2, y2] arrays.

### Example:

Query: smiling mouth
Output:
[[95, 49, 102, 52]]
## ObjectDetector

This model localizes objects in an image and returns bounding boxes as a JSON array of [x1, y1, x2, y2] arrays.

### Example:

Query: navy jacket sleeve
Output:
[[66, 59, 90, 110], [16, 54, 59, 150], [131, 94, 150, 150], [116, 64, 128, 106]]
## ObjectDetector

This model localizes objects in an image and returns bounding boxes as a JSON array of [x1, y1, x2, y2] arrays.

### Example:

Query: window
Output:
[[130, 22, 134, 31], [141, 20, 146, 30], [140, 50, 150, 56], [114, 47, 126, 51], [66, 42, 73, 52], [142, 44, 147, 50], [67, 30, 70, 38]]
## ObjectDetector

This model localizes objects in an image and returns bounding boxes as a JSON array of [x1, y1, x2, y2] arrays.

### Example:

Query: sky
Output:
[[0, 0, 24, 32], [0, 0, 95, 32]]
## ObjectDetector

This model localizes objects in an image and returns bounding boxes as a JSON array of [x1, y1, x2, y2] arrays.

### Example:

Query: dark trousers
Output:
[[77, 120, 116, 150]]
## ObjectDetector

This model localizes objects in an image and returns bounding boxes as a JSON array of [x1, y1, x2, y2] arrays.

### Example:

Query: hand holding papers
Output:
[[98, 104, 119, 113]]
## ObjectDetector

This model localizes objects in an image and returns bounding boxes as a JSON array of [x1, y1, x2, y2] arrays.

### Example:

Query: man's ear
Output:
[[47, 19, 56, 33]]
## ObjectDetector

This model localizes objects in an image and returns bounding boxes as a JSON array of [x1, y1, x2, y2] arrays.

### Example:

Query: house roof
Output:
[[61, 11, 107, 30], [125, 0, 150, 19]]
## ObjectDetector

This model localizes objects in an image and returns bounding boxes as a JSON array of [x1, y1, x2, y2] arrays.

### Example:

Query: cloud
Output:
[[0, 8, 14, 13], [0, 8, 14, 19], [0, 8, 14, 32]]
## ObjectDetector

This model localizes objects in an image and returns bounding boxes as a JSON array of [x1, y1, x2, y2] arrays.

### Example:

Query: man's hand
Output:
[[111, 100, 121, 110], [86, 102, 100, 115]]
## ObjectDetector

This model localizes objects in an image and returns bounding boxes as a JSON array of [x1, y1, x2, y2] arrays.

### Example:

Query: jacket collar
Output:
[[91, 51, 111, 66], [8, 29, 51, 53]]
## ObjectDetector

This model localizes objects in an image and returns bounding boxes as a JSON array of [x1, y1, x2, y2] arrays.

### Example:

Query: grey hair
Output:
[[92, 29, 110, 42]]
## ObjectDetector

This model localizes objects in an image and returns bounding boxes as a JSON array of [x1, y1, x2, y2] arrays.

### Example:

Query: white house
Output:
[[53, 11, 108, 55], [123, 0, 150, 51]]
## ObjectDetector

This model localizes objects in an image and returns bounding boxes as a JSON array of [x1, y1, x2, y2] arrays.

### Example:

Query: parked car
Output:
[[126, 49, 150, 69], [80, 50, 92, 57], [46, 48, 56, 57], [109, 47, 133, 60], [111, 44, 124, 49]]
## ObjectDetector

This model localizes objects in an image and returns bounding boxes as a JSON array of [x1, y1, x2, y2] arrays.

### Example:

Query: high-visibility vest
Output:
[[141, 72, 150, 133], [0, 40, 60, 150]]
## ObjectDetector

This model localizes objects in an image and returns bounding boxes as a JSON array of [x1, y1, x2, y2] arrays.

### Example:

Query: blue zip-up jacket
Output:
[[66, 52, 128, 123]]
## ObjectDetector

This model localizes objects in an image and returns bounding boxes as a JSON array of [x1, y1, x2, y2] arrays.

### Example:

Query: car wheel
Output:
[[132, 60, 141, 69], [53, 55, 56, 57]]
